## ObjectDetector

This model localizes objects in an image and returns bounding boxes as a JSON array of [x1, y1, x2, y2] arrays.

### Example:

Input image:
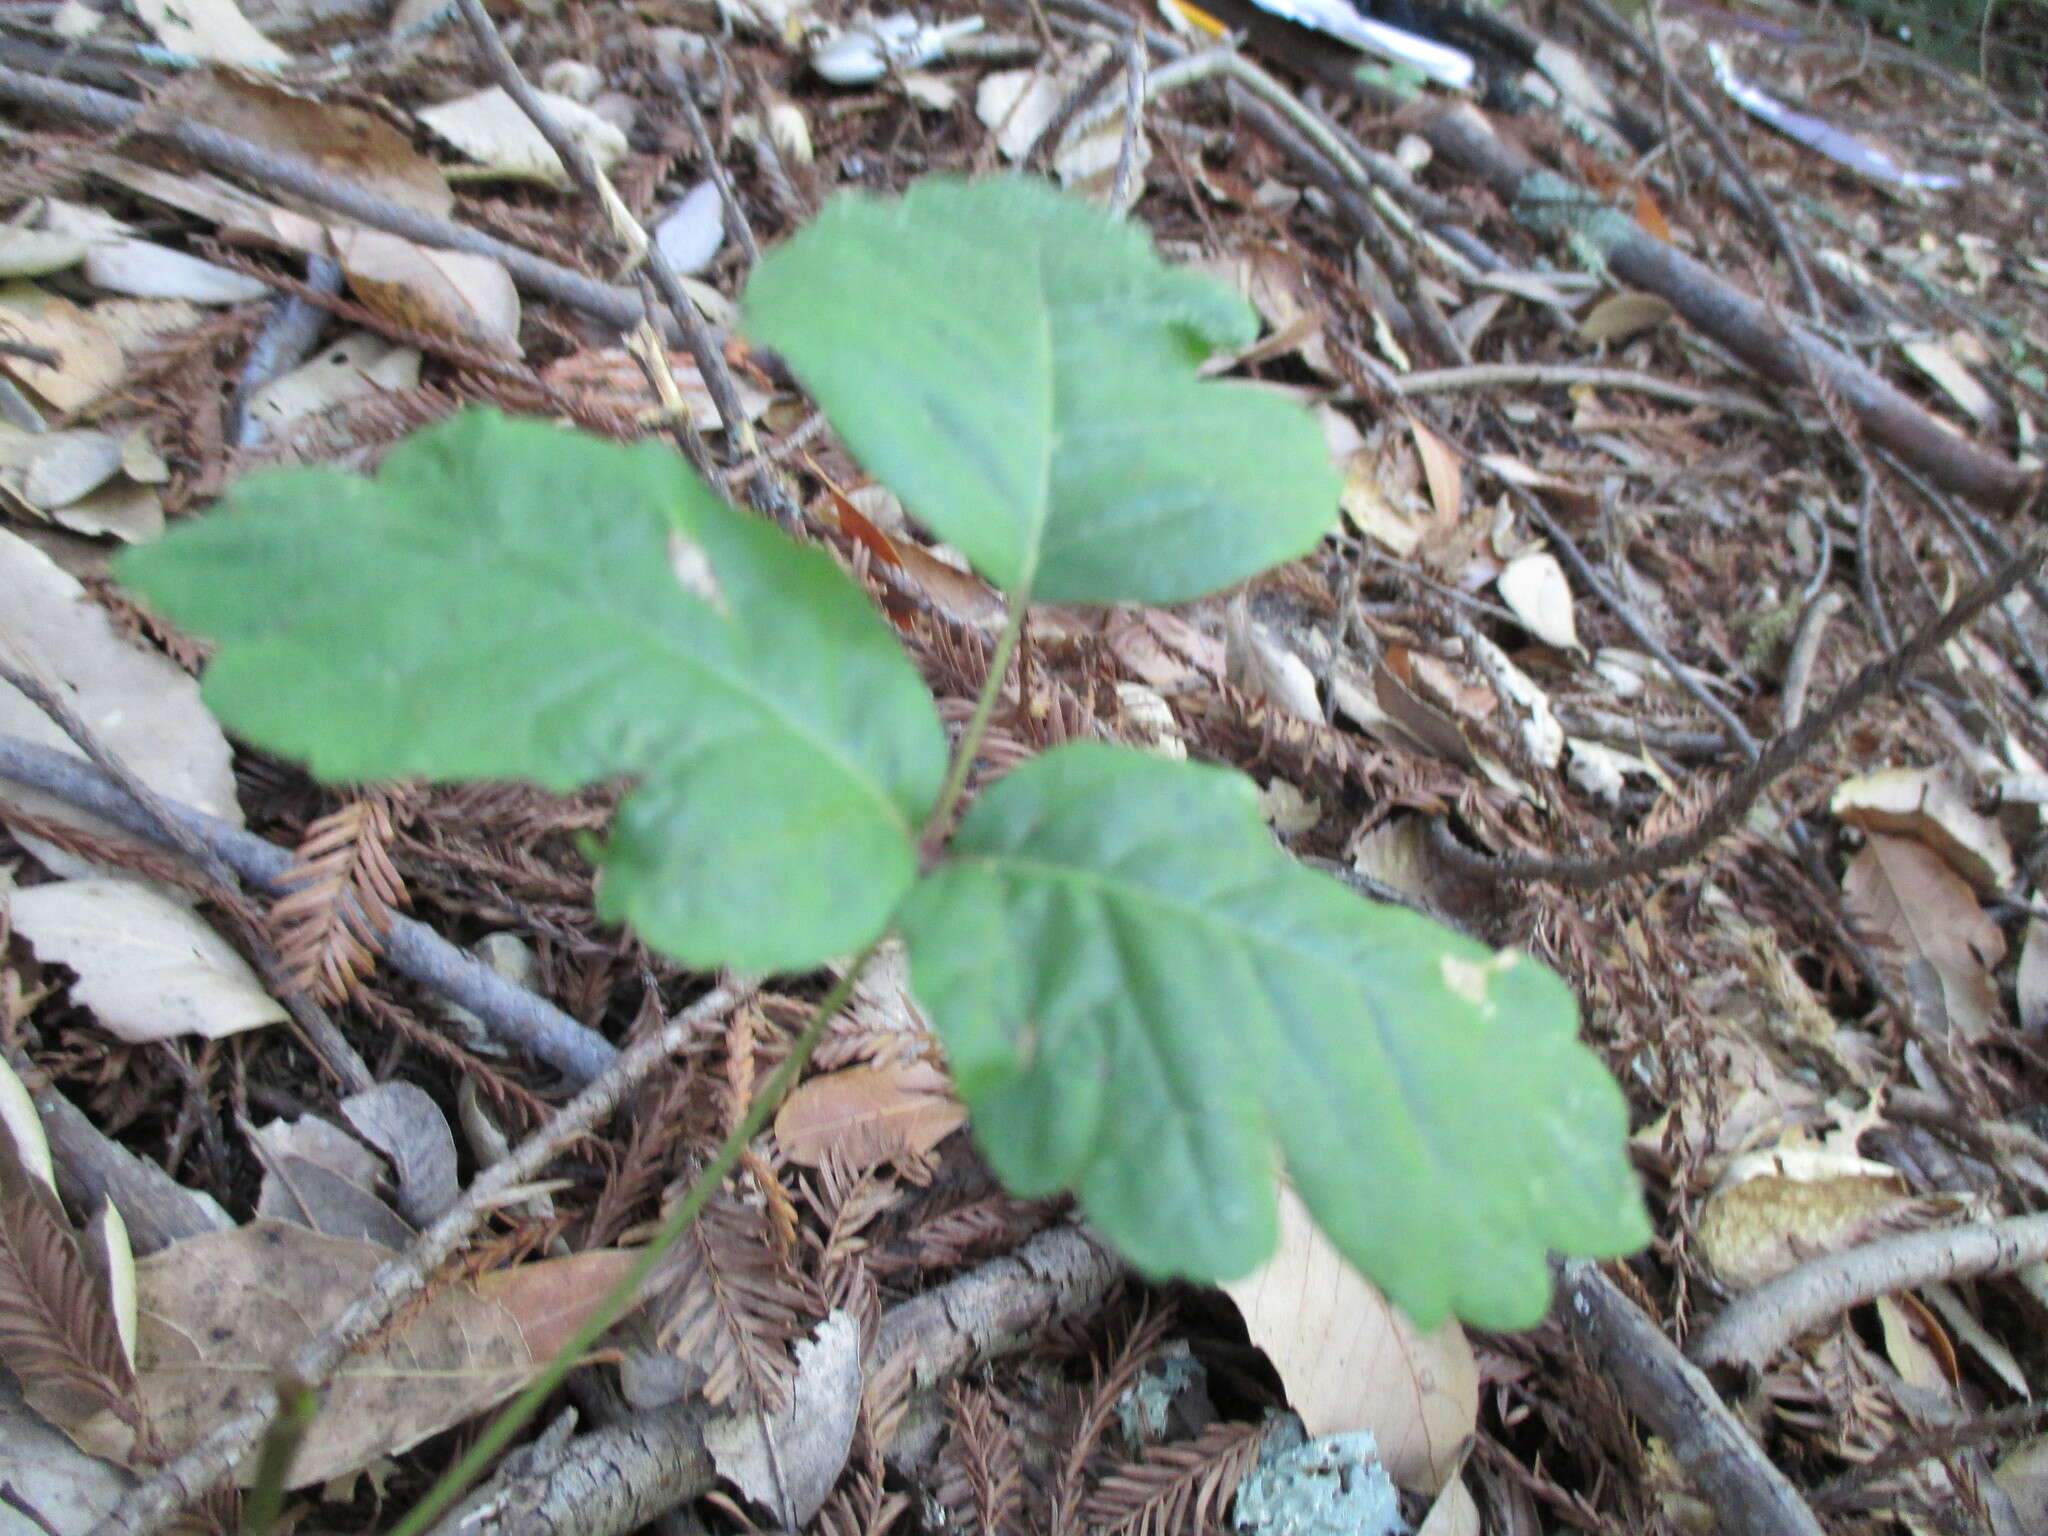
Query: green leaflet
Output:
[[899, 744, 1650, 1328], [745, 176, 1341, 606], [116, 410, 946, 974]]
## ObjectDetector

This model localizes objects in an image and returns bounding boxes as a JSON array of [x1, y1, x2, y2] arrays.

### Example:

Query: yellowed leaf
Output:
[[1696, 1168, 1960, 1291], [1223, 1184, 1477, 1494], [331, 229, 521, 358], [774, 1062, 965, 1169], [1576, 290, 1673, 345]]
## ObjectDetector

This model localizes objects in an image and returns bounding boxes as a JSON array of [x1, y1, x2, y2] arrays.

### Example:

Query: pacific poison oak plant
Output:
[[117, 176, 1649, 1509]]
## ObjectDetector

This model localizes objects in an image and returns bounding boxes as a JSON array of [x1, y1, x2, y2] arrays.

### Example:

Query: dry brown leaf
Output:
[[1408, 419, 1462, 526], [112, 1223, 614, 1486], [1842, 833, 2006, 1040], [1831, 767, 2014, 895], [775, 1062, 965, 1170], [180, 78, 453, 220], [1222, 1183, 1477, 1493], [479, 1248, 643, 1359], [331, 229, 521, 359]]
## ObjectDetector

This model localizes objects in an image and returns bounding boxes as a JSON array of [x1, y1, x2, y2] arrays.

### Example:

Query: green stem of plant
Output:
[[385, 946, 877, 1536], [388, 577, 1031, 1536], [921, 588, 1031, 849]]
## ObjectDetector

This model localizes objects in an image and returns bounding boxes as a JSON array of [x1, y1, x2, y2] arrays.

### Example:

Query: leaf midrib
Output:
[[951, 849, 1456, 1190]]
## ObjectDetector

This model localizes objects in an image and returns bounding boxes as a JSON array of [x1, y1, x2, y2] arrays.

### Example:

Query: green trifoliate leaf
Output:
[[899, 744, 1649, 1328], [744, 177, 1341, 605], [116, 409, 946, 974]]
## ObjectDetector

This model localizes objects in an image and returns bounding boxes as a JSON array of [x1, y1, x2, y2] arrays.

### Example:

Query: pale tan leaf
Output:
[[10, 881, 288, 1043], [1921, 1281, 2028, 1398], [1576, 291, 1672, 344], [51, 482, 163, 545], [130, 0, 286, 66], [0, 1054, 55, 1196], [1830, 767, 2014, 895], [1995, 1434, 2048, 1529], [1223, 1183, 1477, 1493], [331, 229, 521, 359], [1415, 1475, 1482, 1536], [1408, 419, 1462, 525], [1843, 833, 2005, 1040], [1873, 1292, 1956, 1398], [1224, 595, 1321, 724], [0, 286, 123, 412], [93, 162, 329, 256], [180, 78, 453, 219], [247, 332, 421, 437], [417, 87, 627, 185], [1495, 552, 1580, 652], [2020, 913, 2048, 1033], [124, 1223, 541, 1485], [775, 1062, 965, 1170], [1901, 336, 1997, 425]]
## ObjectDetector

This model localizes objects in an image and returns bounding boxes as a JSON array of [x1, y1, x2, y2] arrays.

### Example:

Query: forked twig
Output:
[[87, 984, 749, 1536]]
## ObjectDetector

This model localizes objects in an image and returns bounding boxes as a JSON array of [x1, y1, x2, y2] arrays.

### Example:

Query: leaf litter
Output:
[[0, 0, 2046, 1528]]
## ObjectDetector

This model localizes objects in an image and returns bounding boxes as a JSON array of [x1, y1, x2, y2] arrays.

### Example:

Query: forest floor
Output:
[[2, 0, 2048, 1531]]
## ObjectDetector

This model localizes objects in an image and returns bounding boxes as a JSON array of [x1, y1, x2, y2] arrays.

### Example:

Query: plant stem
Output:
[[385, 947, 877, 1536], [921, 590, 1031, 851]]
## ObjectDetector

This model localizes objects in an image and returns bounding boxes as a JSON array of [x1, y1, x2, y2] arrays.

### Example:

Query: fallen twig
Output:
[[1556, 1260, 1824, 1536], [1391, 362, 1779, 419], [427, 1224, 1121, 1536], [0, 733, 617, 1084], [0, 651, 375, 1094], [86, 984, 746, 1536], [0, 65, 668, 339], [1550, 0, 1824, 321], [1415, 101, 2039, 510], [1688, 1211, 2048, 1379]]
